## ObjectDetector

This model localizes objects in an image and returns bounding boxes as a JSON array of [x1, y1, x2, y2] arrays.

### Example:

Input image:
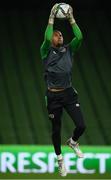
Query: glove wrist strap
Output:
[[48, 16, 54, 24], [69, 17, 76, 25]]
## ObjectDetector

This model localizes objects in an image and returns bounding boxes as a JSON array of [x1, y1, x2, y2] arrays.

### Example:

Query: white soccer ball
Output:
[[55, 3, 70, 19]]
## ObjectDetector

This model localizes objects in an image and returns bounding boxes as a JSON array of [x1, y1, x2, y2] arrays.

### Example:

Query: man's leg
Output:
[[48, 107, 63, 155], [65, 102, 86, 141], [46, 91, 67, 176], [48, 107, 67, 176], [46, 90, 63, 155], [64, 88, 86, 157]]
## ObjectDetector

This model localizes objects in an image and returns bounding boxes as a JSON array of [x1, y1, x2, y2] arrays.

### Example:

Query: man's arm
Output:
[[40, 4, 58, 60], [69, 23, 83, 52], [40, 24, 53, 60], [67, 6, 83, 53]]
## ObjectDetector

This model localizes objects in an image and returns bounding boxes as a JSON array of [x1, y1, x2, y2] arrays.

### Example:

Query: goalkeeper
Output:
[[40, 4, 86, 177]]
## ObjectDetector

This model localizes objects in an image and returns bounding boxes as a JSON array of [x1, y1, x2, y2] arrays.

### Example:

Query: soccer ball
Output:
[[55, 3, 70, 19]]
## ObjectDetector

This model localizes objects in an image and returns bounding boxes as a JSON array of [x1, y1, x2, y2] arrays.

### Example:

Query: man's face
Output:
[[52, 31, 63, 47]]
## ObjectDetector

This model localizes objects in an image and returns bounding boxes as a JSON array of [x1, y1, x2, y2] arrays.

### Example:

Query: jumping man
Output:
[[40, 4, 86, 176]]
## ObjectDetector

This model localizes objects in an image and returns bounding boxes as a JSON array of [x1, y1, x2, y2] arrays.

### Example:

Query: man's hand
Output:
[[49, 4, 58, 24], [67, 5, 76, 25]]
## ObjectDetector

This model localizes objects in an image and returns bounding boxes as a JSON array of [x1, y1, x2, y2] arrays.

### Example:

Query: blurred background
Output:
[[0, 0, 111, 146]]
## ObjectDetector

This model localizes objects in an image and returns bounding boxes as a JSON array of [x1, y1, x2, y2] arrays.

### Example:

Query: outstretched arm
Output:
[[40, 4, 58, 60], [67, 6, 83, 52]]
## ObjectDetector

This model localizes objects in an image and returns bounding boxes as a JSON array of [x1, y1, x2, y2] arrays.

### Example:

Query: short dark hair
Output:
[[53, 30, 63, 36], [54, 29, 59, 32]]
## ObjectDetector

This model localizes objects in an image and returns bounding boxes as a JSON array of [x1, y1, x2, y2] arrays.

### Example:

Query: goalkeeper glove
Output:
[[49, 3, 58, 24], [67, 5, 76, 25]]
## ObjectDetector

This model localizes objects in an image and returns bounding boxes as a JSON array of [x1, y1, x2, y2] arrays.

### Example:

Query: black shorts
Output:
[[45, 87, 79, 112]]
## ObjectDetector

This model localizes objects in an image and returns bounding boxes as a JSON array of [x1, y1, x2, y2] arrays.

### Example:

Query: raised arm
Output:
[[40, 4, 58, 60], [67, 6, 83, 52], [40, 25, 53, 60], [69, 23, 83, 52]]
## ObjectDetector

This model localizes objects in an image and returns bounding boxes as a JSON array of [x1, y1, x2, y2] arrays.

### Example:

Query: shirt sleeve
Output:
[[69, 23, 83, 53], [40, 24, 53, 60]]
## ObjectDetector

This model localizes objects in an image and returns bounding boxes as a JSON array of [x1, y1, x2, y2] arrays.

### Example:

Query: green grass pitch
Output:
[[0, 173, 111, 179]]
